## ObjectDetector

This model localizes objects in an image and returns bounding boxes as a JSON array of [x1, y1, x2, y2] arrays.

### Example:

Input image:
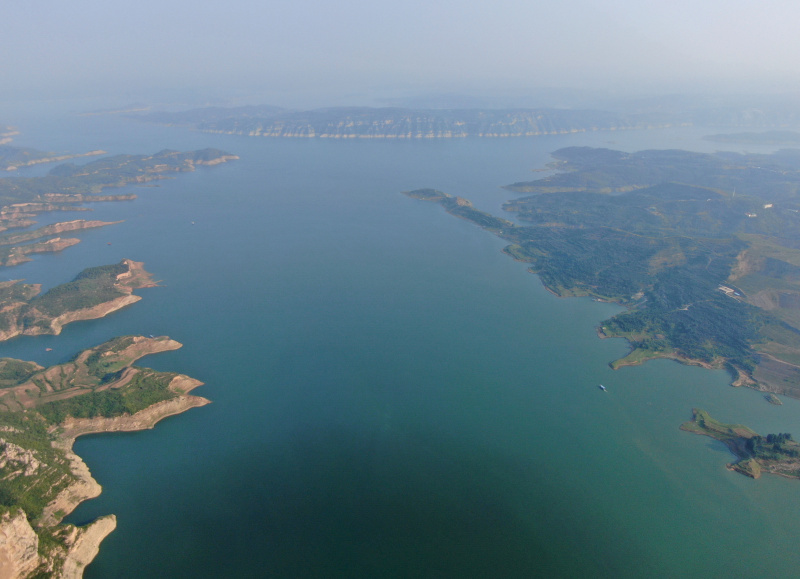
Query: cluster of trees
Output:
[[746, 432, 799, 458], [37, 371, 176, 425], [83, 336, 140, 378], [416, 145, 800, 377], [0, 359, 40, 387], [498, 202, 762, 368], [505, 225, 657, 300], [604, 264, 761, 369], [27, 262, 128, 318], [0, 412, 73, 518], [442, 198, 514, 232]]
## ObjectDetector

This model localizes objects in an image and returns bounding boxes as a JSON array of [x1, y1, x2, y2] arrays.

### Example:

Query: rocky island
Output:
[[681, 409, 800, 479], [404, 146, 800, 399]]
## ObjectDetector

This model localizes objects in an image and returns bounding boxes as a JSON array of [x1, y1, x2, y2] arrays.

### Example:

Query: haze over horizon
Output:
[[5, 0, 800, 108]]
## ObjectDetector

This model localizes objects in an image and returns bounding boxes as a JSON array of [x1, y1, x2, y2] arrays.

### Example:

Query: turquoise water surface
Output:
[[3, 106, 800, 577]]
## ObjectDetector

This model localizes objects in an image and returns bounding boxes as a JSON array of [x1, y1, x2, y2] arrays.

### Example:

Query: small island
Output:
[[681, 409, 800, 479]]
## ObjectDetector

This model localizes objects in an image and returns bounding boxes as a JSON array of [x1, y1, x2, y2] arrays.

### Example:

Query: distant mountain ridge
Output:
[[131, 106, 682, 138], [130, 101, 800, 139]]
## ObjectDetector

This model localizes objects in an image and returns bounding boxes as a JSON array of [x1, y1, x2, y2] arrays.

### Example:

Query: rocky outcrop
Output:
[[0, 204, 90, 219], [39, 443, 102, 529], [191, 107, 681, 139], [0, 238, 81, 267], [0, 509, 117, 579], [190, 154, 240, 166], [0, 509, 40, 579], [40, 194, 136, 203], [0, 442, 41, 477], [0, 219, 120, 268], [0, 220, 120, 248], [59, 516, 116, 579], [0, 334, 209, 577]]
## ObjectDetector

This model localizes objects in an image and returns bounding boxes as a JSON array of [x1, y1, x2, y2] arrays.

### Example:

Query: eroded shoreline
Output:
[[0, 333, 211, 577], [45, 377, 210, 527]]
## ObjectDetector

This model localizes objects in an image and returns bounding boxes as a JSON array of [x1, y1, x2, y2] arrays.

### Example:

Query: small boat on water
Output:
[[598, 384, 607, 391]]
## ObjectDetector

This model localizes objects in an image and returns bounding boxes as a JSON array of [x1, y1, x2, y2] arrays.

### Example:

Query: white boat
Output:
[[599, 384, 607, 391]]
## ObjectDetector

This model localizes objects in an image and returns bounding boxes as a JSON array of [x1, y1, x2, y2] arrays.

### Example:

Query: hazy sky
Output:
[[5, 0, 800, 106]]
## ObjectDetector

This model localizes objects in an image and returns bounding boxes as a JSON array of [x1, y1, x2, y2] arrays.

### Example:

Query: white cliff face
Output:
[[0, 509, 117, 579], [59, 516, 116, 579], [0, 509, 40, 579]]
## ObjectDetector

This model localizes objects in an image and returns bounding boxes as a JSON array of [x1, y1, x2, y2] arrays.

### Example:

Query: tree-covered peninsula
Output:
[[0, 147, 238, 207], [0, 260, 208, 577], [681, 409, 800, 479], [0, 129, 228, 577], [0, 259, 155, 341], [0, 336, 208, 577], [404, 146, 800, 398]]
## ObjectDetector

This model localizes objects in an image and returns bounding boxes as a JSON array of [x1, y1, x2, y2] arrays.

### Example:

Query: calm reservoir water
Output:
[[3, 104, 800, 577]]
